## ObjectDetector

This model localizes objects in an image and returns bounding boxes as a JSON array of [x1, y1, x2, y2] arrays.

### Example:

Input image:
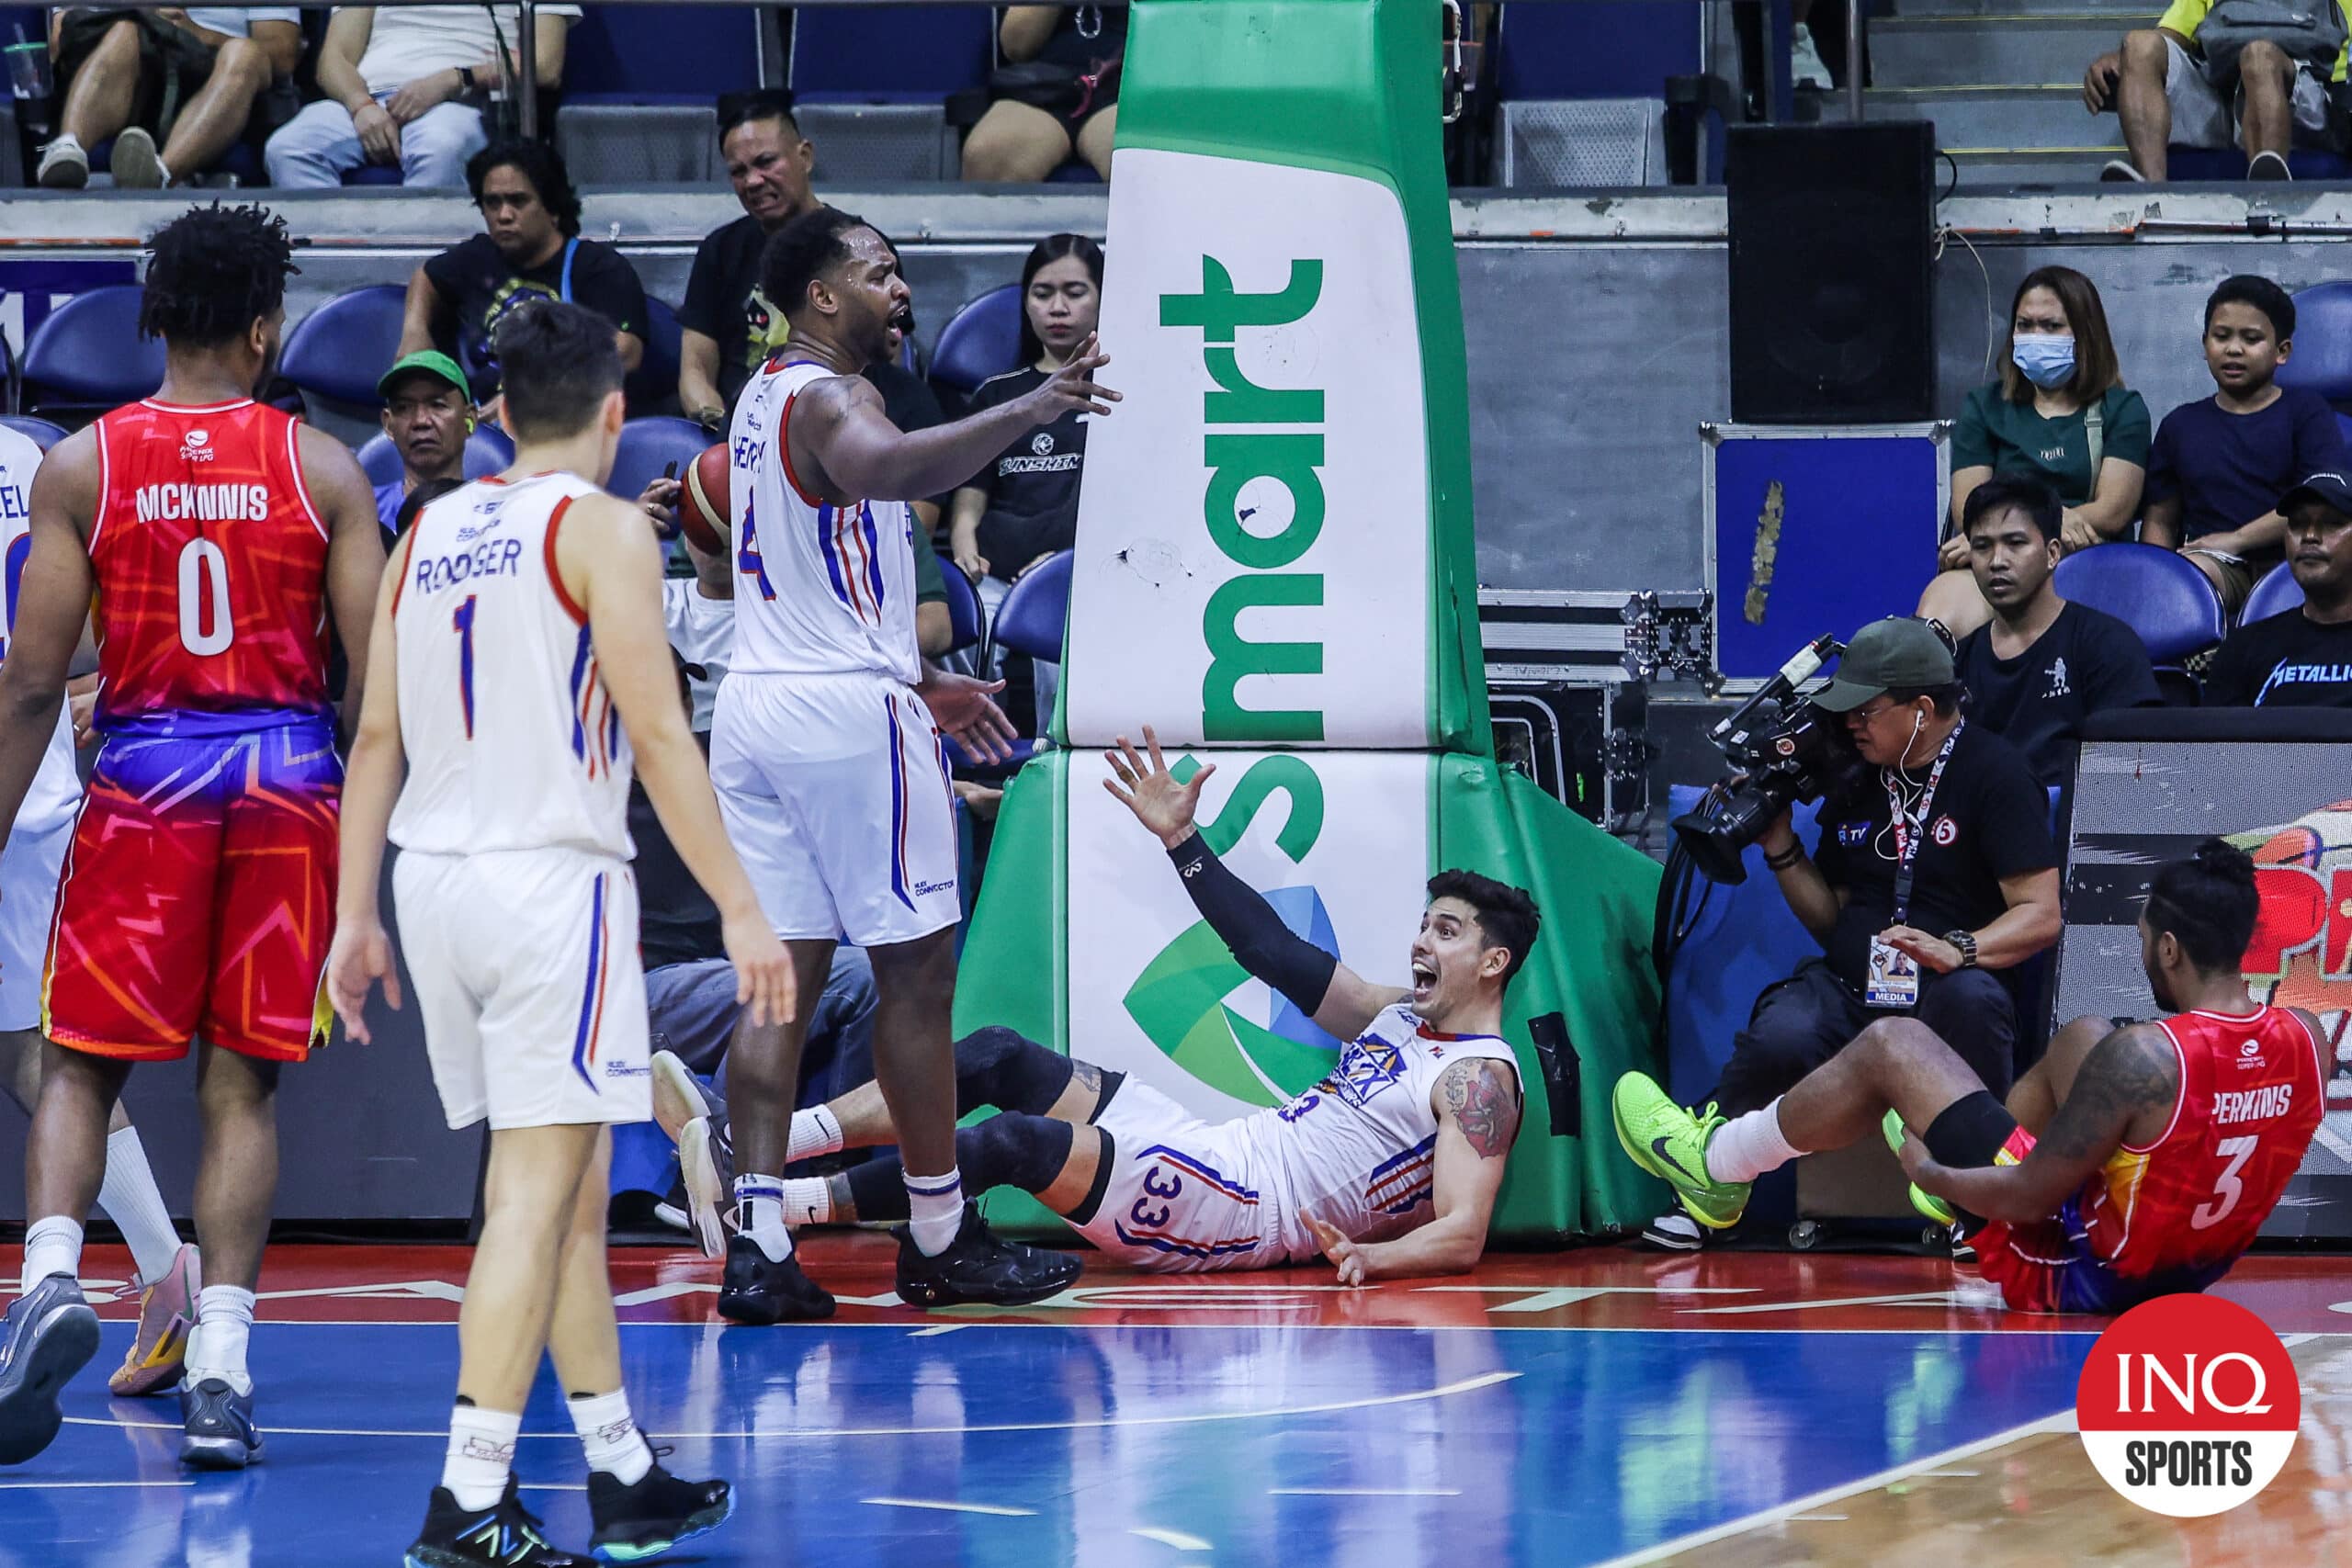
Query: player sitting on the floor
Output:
[[668, 728, 1537, 1291], [1614, 840, 2324, 1314]]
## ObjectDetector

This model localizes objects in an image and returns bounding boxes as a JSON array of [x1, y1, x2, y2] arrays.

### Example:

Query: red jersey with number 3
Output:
[[2077, 1005, 2324, 1280], [88, 397, 331, 727]]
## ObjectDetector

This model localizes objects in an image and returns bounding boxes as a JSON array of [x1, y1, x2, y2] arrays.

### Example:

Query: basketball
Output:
[[677, 443, 730, 554]]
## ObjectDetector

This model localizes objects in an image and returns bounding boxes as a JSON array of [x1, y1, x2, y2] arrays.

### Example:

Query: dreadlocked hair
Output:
[[139, 203, 297, 348]]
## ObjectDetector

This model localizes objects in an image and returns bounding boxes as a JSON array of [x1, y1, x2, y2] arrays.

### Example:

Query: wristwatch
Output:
[[457, 65, 478, 94], [1942, 930, 1979, 969]]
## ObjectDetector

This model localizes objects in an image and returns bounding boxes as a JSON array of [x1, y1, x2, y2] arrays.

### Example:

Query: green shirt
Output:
[[1950, 383, 2152, 506]]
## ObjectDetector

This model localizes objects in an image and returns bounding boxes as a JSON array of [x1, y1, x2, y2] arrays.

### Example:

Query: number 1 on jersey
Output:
[[453, 594, 478, 739]]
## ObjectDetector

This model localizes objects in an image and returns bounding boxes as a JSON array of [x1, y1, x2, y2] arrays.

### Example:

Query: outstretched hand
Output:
[[1029, 333, 1121, 421], [917, 669, 1018, 764], [1102, 725, 1215, 850]]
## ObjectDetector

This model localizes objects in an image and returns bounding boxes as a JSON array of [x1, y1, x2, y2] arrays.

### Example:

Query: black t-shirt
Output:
[[964, 366, 1084, 579], [677, 213, 771, 414], [1810, 722, 2059, 993], [424, 233, 649, 401], [2204, 608, 2352, 707], [1952, 602, 2161, 787], [629, 761, 720, 971]]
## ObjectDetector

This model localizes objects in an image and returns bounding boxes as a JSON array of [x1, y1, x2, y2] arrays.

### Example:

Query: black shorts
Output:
[[55, 10, 219, 135]]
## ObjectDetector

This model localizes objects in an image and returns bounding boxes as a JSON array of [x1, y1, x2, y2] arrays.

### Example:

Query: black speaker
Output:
[[1726, 123, 1936, 424]]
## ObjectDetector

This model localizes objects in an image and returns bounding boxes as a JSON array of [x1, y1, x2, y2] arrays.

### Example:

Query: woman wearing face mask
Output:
[[949, 232, 1103, 732], [1917, 266, 2150, 638]]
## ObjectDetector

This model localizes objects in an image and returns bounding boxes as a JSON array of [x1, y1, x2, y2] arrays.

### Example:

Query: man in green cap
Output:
[[375, 348, 475, 540], [1627, 615, 2065, 1250]]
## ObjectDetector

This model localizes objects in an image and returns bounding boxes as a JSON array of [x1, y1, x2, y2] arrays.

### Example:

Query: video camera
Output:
[[1670, 634, 1871, 886]]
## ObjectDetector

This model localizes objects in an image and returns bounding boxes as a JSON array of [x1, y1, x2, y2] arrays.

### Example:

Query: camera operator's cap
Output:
[[1810, 616, 1955, 713], [2279, 471, 2352, 516], [377, 350, 470, 403]]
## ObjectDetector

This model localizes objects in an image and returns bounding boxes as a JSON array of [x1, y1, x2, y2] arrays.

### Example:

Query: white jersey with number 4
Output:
[[387, 470, 633, 860], [0, 425, 80, 840], [728, 356, 922, 688]]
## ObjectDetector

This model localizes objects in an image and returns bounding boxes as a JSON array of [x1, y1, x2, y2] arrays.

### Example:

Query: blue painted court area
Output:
[[0, 1318, 2094, 1567]]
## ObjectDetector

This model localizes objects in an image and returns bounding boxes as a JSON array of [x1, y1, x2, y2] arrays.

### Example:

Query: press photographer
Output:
[[1648, 617, 2063, 1251]]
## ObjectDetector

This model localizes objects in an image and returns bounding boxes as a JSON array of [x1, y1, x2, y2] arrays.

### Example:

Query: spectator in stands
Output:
[[38, 7, 300, 188], [371, 349, 473, 540], [265, 3, 578, 188], [2204, 472, 2352, 705], [961, 5, 1124, 182], [678, 91, 820, 434], [948, 234, 1102, 731], [1645, 617, 2063, 1252], [397, 141, 647, 415], [2143, 276, 2346, 615], [2084, 2, 2352, 182], [1919, 267, 2149, 640], [1951, 476, 2161, 786]]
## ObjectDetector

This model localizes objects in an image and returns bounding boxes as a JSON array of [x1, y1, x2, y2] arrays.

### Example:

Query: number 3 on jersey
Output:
[[177, 537, 232, 656]]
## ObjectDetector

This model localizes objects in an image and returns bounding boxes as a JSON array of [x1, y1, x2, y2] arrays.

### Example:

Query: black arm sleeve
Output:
[[1166, 830, 1337, 1016]]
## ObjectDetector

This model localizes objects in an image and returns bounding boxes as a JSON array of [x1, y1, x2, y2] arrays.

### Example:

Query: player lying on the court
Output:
[[665, 728, 1538, 1290], [1614, 840, 2323, 1313]]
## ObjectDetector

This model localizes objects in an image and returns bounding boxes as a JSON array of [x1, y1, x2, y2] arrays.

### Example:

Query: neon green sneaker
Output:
[[1611, 1073, 1749, 1230], [1883, 1109, 1955, 1227]]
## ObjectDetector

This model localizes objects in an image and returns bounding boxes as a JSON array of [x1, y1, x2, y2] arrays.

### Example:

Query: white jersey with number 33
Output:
[[387, 471, 633, 861], [728, 356, 922, 688]]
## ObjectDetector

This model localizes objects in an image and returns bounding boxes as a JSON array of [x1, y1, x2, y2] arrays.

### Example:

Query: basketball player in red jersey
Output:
[[0, 205, 385, 1467], [1617, 840, 2323, 1314]]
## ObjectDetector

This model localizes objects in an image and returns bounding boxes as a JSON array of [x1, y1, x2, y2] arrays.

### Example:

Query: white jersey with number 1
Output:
[[727, 355, 922, 686]]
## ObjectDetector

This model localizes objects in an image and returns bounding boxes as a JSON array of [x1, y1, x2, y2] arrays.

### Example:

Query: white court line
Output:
[[907, 1324, 968, 1337], [515, 1483, 587, 1493], [63, 1370, 1521, 1443], [1268, 1486, 1462, 1497], [1132, 1527, 1213, 1551], [1589, 1409, 2080, 1567], [865, 1497, 1036, 1517], [0, 1480, 192, 1489], [1787, 1514, 1849, 1522]]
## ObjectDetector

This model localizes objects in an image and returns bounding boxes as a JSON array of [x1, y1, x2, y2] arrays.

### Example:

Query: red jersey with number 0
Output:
[[2076, 1005, 2324, 1280], [88, 397, 332, 726]]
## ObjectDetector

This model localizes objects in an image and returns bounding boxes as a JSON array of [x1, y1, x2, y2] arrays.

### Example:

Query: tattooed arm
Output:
[[1311, 1057, 1525, 1283], [1902, 1023, 2179, 1224]]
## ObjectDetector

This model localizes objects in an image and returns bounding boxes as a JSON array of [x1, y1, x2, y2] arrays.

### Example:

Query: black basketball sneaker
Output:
[[894, 1203, 1082, 1308], [714, 1234, 835, 1325], [405, 1478, 592, 1567], [588, 1458, 733, 1562]]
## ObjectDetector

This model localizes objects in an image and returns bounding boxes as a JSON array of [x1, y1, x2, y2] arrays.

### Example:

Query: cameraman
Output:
[[1649, 617, 2063, 1251]]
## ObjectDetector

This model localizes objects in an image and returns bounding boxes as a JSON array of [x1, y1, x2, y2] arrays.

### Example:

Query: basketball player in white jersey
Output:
[[326, 302, 792, 1568], [0, 423, 199, 1413], [710, 206, 1115, 1320], [731, 729, 1536, 1284]]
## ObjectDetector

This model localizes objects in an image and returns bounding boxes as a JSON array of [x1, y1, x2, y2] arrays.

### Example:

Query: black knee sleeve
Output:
[[1922, 1089, 2018, 1170], [953, 1026, 1076, 1117], [958, 1112, 1075, 1196]]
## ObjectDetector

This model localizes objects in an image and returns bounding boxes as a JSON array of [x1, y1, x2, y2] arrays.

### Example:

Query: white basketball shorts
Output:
[[0, 818, 69, 1033], [1073, 1078, 1285, 1274], [708, 670, 960, 947], [392, 847, 651, 1131]]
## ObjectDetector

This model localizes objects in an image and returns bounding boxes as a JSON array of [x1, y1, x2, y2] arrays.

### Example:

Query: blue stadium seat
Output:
[[2052, 542, 2226, 663], [626, 298, 684, 415], [930, 285, 1024, 398], [355, 425, 515, 489], [2240, 564, 2307, 625], [2167, 146, 2352, 182], [608, 416, 708, 508], [564, 5, 759, 102], [281, 285, 410, 408], [20, 286, 164, 416], [1494, 1, 1702, 98], [343, 164, 404, 186], [933, 550, 983, 653], [2276, 281, 2352, 404], [990, 549, 1071, 662], [788, 6, 993, 102], [0, 416, 69, 453]]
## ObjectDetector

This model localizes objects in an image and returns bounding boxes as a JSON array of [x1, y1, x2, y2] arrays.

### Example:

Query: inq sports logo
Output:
[[1123, 754, 1343, 1106], [1159, 255, 1329, 742]]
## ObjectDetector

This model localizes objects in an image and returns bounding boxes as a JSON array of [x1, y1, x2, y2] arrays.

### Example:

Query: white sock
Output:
[[442, 1403, 521, 1512], [567, 1388, 653, 1484], [184, 1284, 255, 1396], [779, 1177, 832, 1227], [21, 1215, 83, 1290], [1704, 1100, 1804, 1185], [732, 1175, 793, 1262], [905, 1168, 964, 1258], [97, 1126, 181, 1283], [786, 1105, 843, 1164]]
